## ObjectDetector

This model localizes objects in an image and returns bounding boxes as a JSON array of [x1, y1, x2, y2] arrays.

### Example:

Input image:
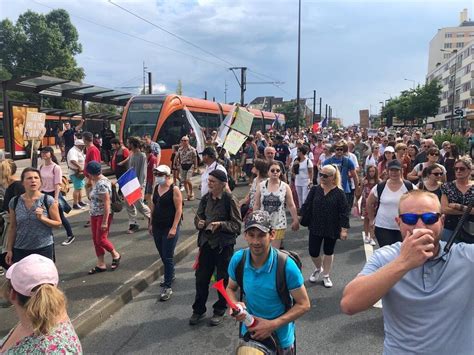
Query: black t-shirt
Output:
[[2, 181, 25, 212], [274, 143, 290, 164], [101, 129, 115, 149], [152, 185, 177, 229], [63, 128, 76, 149]]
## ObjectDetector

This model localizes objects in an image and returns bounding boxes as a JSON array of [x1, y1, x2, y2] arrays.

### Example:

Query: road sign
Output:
[[454, 108, 464, 116]]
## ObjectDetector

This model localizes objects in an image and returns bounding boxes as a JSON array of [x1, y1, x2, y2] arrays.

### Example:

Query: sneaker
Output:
[[370, 239, 377, 246], [73, 204, 84, 210], [209, 313, 224, 326], [180, 185, 185, 192], [323, 276, 333, 288], [309, 268, 323, 283], [61, 235, 76, 246], [159, 276, 176, 287], [127, 224, 140, 234], [160, 287, 173, 302], [78, 201, 89, 207], [364, 237, 370, 244], [189, 313, 206, 325]]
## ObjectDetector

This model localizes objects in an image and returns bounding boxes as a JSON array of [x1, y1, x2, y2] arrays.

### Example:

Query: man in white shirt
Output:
[[67, 139, 86, 209], [201, 147, 227, 197]]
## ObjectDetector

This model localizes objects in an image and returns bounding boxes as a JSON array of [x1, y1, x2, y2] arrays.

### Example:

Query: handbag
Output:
[[299, 186, 316, 227], [111, 183, 123, 213], [58, 194, 72, 214]]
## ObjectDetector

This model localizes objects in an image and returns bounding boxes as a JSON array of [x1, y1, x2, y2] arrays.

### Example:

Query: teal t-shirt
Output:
[[228, 248, 304, 348]]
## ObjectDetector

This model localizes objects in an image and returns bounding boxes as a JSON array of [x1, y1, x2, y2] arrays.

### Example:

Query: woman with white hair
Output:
[[299, 164, 350, 288]]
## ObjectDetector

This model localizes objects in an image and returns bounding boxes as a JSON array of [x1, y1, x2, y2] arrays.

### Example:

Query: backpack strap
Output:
[[275, 250, 292, 312], [42, 193, 51, 218], [376, 181, 387, 212], [403, 180, 414, 192], [12, 195, 20, 212], [235, 249, 247, 302]]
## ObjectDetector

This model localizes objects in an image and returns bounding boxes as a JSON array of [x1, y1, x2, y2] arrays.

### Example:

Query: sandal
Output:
[[88, 266, 107, 275], [111, 256, 121, 271]]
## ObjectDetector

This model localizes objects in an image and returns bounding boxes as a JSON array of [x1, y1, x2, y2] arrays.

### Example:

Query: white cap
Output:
[[153, 165, 171, 176], [74, 139, 85, 146]]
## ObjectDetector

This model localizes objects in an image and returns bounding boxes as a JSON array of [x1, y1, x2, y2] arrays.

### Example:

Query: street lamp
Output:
[[296, 0, 301, 131], [441, 49, 458, 131], [404, 78, 416, 90], [379, 101, 385, 127]]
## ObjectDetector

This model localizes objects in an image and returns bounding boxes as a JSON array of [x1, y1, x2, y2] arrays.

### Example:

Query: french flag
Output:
[[117, 169, 142, 206]]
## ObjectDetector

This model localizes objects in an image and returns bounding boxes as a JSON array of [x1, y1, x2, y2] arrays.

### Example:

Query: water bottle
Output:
[[232, 304, 257, 328]]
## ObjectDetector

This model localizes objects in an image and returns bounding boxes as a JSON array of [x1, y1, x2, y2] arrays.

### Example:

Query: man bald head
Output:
[[264, 146, 276, 161]]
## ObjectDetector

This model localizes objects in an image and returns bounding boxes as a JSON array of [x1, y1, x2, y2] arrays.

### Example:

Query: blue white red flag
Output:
[[321, 116, 328, 128], [117, 168, 142, 206]]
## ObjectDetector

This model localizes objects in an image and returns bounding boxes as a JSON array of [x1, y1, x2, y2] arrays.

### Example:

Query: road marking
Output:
[[362, 232, 383, 309]]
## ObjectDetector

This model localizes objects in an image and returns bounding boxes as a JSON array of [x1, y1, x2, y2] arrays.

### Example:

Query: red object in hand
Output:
[[212, 279, 238, 311]]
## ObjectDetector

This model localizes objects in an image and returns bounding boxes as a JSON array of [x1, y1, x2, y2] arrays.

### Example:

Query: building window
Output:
[[462, 99, 470, 108], [445, 33, 453, 38], [443, 53, 451, 59], [456, 42, 464, 48], [444, 43, 453, 49], [457, 33, 465, 38], [463, 82, 471, 92]]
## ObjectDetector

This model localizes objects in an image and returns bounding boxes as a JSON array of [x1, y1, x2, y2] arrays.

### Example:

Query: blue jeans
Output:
[[152, 225, 180, 288]]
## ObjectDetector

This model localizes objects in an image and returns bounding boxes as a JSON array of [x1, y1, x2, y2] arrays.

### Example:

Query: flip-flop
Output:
[[111, 256, 121, 271], [88, 266, 107, 275]]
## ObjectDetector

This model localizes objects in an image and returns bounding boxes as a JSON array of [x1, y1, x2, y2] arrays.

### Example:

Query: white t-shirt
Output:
[[371, 182, 417, 230], [201, 161, 227, 197], [294, 157, 314, 186], [67, 147, 85, 176]]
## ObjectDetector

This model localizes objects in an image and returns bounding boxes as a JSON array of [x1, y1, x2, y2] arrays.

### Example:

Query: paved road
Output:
[[82, 218, 385, 354]]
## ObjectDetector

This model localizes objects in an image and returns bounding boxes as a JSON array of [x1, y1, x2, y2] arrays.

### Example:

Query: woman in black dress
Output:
[[299, 164, 350, 288]]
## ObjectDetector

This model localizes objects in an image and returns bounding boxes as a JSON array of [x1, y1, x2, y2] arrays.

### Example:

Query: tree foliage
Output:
[[0, 9, 84, 108], [381, 80, 442, 126], [87, 103, 119, 115], [274, 101, 305, 129]]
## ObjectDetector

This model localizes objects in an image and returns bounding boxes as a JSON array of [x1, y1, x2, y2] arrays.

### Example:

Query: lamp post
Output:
[[379, 101, 385, 127], [296, 0, 301, 131], [404, 78, 416, 90], [441, 49, 458, 131]]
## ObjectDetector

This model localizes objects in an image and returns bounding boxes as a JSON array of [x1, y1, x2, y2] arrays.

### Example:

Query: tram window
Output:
[[157, 110, 190, 149]]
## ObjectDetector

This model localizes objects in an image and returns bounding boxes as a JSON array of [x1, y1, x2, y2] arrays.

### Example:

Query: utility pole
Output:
[[148, 72, 152, 94], [325, 104, 328, 123], [204, 91, 207, 100], [319, 97, 322, 116], [224, 80, 228, 104], [296, 0, 302, 131], [142, 61, 148, 94], [229, 67, 247, 106], [312, 90, 316, 124]]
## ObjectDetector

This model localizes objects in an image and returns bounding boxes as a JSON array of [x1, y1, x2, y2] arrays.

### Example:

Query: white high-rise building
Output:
[[427, 9, 474, 73]]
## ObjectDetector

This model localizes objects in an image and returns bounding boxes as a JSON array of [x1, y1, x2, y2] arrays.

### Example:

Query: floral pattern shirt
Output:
[[88, 178, 111, 217], [440, 181, 474, 230], [0, 321, 82, 354]]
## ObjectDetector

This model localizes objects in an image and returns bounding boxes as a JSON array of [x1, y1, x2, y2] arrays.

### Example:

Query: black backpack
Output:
[[12, 194, 51, 216], [235, 248, 303, 312]]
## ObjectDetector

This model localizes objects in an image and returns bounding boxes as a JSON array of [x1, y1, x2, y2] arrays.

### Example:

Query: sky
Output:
[[1, 0, 473, 125]]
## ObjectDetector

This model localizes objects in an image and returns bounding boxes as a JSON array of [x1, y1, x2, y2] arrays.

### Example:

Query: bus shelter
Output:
[[1, 75, 131, 159]]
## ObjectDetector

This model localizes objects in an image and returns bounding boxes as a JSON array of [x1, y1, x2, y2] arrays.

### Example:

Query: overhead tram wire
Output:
[[32, 0, 228, 70], [107, 0, 289, 96]]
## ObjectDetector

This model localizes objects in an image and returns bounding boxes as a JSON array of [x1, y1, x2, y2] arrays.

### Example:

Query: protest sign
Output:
[[24, 112, 46, 140], [223, 129, 247, 155]]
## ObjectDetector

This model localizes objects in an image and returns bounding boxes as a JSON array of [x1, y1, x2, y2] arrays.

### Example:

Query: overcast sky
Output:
[[1, 0, 473, 125]]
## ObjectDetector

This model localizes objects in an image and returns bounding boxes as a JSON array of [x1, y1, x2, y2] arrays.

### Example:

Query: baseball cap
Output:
[[244, 210, 272, 233], [74, 139, 85, 146], [86, 161, 102, 175], [387, 159, 402, 170], [6, 254, 59, 297], [153, 165, 171, 176], [202, 147, 217, 158], [384, 146, 395, 153], [209, 169, 227, 183]]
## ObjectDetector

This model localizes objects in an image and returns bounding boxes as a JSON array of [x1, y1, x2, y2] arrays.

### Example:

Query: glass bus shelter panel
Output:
[[123, 101, 163, 140]]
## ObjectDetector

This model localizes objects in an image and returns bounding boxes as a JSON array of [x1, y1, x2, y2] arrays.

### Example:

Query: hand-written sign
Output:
[[223, 129, 247, 155], [24, 112, 46, 140]]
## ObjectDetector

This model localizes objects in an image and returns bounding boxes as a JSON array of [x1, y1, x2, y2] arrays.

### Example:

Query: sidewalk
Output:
[[0, 170, 247, 338]]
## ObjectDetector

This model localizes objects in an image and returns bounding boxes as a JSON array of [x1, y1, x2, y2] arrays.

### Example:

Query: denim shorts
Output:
[[70, 174, 86, 190]]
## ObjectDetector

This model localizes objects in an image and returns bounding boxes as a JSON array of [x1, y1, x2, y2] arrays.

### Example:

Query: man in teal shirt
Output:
[[226, 211, 310, 354]]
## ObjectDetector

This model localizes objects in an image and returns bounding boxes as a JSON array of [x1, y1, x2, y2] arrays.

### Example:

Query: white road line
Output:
[[362, 232, 383, 309]]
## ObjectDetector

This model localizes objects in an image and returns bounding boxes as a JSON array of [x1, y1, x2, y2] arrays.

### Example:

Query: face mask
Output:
[[156, 176, 166, 185]]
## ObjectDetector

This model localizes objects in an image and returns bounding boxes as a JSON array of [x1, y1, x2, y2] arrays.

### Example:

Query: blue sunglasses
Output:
[[399, 213, 441, 225]]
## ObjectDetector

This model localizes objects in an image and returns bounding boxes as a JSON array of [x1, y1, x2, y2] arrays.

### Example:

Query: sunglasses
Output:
[[399, 212, 441, 225], [335, 148, 344, 151], [431, 172, 443, 177], [319, 173, 332, 178], [153, 172, 167, 177], [455, 166, 467, 172], [270, 169, 281, 173], [429, 153, 439, 156]]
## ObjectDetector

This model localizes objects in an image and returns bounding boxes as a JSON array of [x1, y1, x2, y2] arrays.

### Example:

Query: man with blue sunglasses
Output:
[[341, 190, 473, 355]]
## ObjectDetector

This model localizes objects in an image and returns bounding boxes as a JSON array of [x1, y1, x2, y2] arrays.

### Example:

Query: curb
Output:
[[72, 233, 198, 338]]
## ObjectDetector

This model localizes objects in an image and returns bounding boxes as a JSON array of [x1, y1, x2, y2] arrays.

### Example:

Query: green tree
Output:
[[176, 80, 183, 95], [0, 9, 84, 108], [411, 80, 442, 122], [274, 101, 305, 129], [87, 103, 119, 115]]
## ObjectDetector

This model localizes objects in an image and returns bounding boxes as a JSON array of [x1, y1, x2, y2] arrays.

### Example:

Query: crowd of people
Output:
[[0, 120, 473, 354]]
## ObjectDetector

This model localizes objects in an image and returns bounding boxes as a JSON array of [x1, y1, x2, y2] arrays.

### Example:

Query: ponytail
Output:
[[333, 165, 342, 190], [24, 284, 67, 335]]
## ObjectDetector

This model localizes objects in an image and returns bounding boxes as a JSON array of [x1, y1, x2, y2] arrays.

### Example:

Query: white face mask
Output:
[[156, 176, 167, 185]]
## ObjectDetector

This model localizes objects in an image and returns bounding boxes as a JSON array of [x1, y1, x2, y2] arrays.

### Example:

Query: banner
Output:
[[184, 108, 206, 154], [216, 106, 236, 145], [230, 108, 253, 136], [24, 112, 46, 140], [223, 129, 247, 155], [12, 105, 39, 157]]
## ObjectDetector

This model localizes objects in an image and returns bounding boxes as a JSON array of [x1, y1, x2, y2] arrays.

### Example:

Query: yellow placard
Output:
[[223, 129, 247, 155]]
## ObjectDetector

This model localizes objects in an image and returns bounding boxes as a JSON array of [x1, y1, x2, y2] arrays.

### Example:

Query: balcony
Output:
[[471, 88, 474, 96], [471, 71, 474, 78]]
